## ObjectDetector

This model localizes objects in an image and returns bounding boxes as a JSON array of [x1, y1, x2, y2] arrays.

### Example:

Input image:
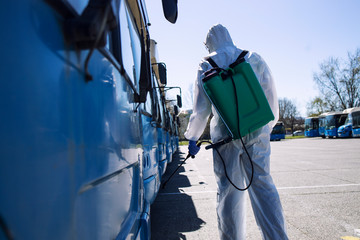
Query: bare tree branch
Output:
[[311, 48, 360, 112]]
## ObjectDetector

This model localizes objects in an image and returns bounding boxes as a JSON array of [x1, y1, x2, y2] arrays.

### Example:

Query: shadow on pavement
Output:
[[150, 149, 206, 240]]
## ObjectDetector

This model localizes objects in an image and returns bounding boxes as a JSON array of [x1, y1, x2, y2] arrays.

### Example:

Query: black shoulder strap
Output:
[[229, 50, 249, 68], [205, 57, 219, 68], [237, 50, 249, 60], [206, 50, 249, 69]]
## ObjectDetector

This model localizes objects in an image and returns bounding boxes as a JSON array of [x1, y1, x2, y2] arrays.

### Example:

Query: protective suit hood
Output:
[[205, 24, 235, 53]]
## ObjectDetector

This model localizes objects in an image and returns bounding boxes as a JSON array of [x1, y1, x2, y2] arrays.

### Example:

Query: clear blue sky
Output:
[[146, 0, 360, 117]]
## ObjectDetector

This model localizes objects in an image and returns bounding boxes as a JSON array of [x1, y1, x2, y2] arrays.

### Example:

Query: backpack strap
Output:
[[237, 50, 249, 60], [229, 50, 249, 68], [205, 56, 219, 68], [206, 50, 249, 69]]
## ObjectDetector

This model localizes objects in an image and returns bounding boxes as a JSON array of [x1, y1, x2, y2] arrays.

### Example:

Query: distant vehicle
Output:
[[293, 130, 304, 136], [318, 112, 330, 138], [270, 122, 286, 141], [338, 107, 360, 138], [304, 117, 319, 137], [325, 112, 348, 138]]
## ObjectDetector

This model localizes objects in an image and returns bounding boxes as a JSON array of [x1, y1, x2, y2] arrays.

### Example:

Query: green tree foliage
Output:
[[306, 97, 330, 117], [309, 48, 360, 114]]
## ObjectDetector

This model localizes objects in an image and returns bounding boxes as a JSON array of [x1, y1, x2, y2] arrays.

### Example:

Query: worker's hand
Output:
[[188, 140, 200, 157]]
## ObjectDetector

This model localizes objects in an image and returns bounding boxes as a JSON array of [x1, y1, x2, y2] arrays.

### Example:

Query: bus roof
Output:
[[326, 111, 346, 116], [343, 107, 360, 114]]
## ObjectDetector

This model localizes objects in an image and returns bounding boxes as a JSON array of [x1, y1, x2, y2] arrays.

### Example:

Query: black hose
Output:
[[201, 138, 254, 191], [227, 74, 254, 191]]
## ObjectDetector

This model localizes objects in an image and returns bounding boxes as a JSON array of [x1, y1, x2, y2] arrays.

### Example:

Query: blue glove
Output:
[[188, 140, 200, 156]]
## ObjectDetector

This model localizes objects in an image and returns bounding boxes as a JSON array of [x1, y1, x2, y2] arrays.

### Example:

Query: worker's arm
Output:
[[184, 64, 212, 141]]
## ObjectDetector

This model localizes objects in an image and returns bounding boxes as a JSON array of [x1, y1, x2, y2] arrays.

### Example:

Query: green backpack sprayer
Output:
[[162, 51, 274, 191], [202, 50, 274, 140]]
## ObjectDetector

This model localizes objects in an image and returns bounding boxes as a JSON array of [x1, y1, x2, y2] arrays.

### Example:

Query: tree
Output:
[[278, 98, 300, 133], [306, 97, 330, 117], [312, 48, 360, 112]]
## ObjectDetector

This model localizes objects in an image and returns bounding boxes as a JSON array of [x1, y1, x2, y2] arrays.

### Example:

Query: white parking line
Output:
[[159, 183, 360, 196], [277, 183, 360, 190]]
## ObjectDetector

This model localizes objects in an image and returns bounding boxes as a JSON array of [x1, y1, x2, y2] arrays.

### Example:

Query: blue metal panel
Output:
[[325, 129, 337, 138], [157, 128, 168, 178], [166, 131, 173, 164], [140, 113, 160, 205], [353, 128, 360, 137], [338, 124, 352, 138]]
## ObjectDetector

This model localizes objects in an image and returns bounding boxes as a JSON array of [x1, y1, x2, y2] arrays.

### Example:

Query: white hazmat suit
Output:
[[184, 24, 288, 240]]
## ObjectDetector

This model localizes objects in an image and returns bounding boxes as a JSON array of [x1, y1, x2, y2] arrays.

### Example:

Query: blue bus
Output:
[[304, 117, 320, 137], [270, 122, 286, 141], [325, 112, 348, 138], [0, 0, 180, 239], [338, 107, 360, 138]]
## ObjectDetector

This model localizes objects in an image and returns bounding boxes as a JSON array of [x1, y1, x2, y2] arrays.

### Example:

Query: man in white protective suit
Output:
[[184, 24, 289, 240]]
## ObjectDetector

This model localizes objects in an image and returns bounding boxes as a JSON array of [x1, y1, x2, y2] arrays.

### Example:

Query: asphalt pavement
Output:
[[151, 138, 360, 240]]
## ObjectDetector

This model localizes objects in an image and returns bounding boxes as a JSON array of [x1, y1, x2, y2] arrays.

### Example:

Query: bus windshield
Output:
[[327, 114, 347, 129], [353, 111, 360, 129], [272, 123, 285, 134], [305, 118, 319, 131], [319, 117, 326, 128], [338, 114, 347, 127]]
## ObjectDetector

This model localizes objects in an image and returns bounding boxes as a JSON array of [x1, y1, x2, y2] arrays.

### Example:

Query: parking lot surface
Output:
[[151, 138, 360, 240]]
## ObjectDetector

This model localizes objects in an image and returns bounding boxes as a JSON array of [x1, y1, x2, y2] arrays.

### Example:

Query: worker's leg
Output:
[[242, 131, 288, 240], [213, 141, 247, 240]]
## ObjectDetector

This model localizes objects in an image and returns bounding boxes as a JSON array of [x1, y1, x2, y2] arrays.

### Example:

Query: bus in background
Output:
[[304, 117, 319, 137], [338, 107, 360, 138], [318, 112, 329, 138], [325, 112, 348, 138], [270, 122, 286, 141]]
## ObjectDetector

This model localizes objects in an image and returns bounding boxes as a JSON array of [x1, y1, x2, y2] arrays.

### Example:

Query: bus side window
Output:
[[105, 33, 111, 51], [144, 89, 152, 113], [119, 1, 142, 85]]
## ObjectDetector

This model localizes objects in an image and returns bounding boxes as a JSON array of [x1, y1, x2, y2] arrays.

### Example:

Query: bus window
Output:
[[119, 1, 142, 85], [105, 33, 111, 51], [66, 0, 87, 15], [144, 89, 152, 114], [126, 10, 142, 86]]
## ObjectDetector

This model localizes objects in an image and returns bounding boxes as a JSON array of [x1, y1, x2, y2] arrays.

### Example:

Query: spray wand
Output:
[[161, 141, 202, 189], [161, 137, 254, 191]]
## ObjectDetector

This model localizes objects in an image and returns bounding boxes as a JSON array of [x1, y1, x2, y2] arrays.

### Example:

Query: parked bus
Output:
[[304, 117, 320, 137], [270, 122, 286, 141], [338, 107, 360, 138], [325, 112, 348, 138], [0, 0, 180, 239]]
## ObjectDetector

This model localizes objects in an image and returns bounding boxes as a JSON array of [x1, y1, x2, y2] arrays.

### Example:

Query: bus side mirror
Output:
[[158, 63, 167, 85], [177, 95, 182, 108], [162, 0, 178, 23]]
